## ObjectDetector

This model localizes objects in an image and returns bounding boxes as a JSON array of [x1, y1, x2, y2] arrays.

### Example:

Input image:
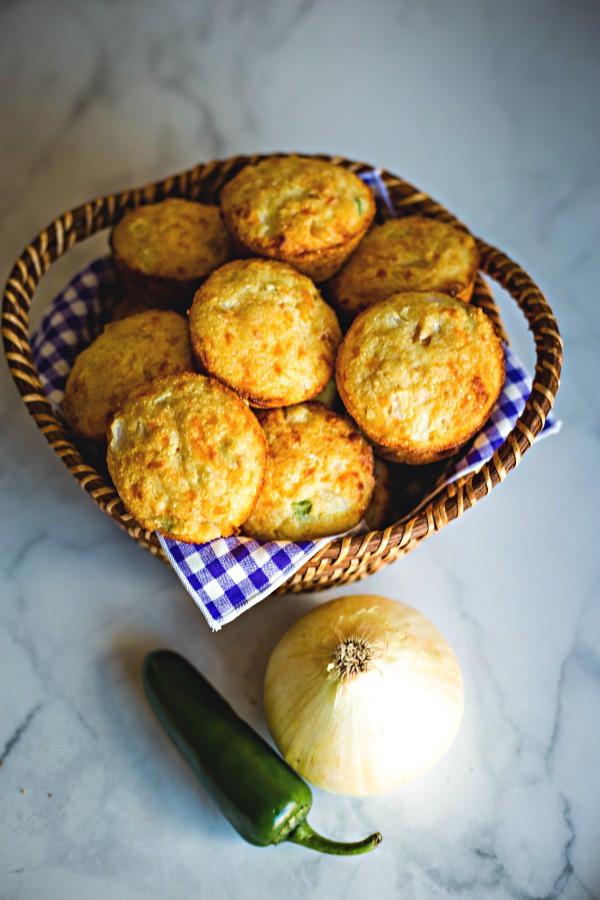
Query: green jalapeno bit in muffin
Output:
[[242, 402, 374, 541]]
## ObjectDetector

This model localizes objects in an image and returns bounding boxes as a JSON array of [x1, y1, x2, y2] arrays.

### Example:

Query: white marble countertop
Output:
[[1, 0, 598, 897]]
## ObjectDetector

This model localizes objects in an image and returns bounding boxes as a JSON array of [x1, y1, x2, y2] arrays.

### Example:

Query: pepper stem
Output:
[[286, 820, 382, 856]]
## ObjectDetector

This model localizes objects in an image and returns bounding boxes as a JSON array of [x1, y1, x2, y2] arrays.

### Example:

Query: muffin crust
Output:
[[336, 292, 505, 464], [242, 402, 374, 541], [107, 373, 267, 543], [110, 199, 232, 312], [62, 310, 195, 443], [364, 460, 394, 531], [329, 217, 479, 318], [106, 293, 153, 322], [189, 259, 341, 407], [220, 156, 375, 281]]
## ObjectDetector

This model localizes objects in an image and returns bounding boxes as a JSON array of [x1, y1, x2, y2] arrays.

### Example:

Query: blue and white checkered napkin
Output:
[[31, 171, 560, 629]]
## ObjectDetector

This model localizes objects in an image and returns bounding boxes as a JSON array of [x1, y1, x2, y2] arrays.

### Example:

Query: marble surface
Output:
[[1, 0, 599, 897]]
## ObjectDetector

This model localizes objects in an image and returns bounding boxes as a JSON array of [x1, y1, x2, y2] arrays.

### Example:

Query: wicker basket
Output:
[[2, 153, 562, 593]]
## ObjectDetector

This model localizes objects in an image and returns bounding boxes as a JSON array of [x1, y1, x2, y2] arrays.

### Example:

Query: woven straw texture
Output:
[[2, 153, 562, 593]]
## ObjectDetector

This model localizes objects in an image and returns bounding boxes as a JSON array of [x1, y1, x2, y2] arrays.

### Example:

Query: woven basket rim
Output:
[[1, 152, 563, 588]]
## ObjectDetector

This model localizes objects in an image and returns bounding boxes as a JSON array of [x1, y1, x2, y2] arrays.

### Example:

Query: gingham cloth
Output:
[[31, 171, 560, 629]]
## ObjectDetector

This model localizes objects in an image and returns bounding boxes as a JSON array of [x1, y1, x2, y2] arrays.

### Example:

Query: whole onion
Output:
[[263, 594, 464, 796]]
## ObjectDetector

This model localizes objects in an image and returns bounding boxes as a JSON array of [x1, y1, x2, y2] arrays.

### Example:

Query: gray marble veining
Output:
[[1, 0, 599, 897]]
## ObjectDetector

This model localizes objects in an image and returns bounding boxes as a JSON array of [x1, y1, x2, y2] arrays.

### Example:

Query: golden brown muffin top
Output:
[[336, 292, 505, 462], [110, 199, 232, 282], [220, 157, 375, 259], [62, 310, 195, 442], [329, 217, 480, 317], [242, 402, 374, 541], [107, 373, 267, 544], [189, 259, 342, 407]]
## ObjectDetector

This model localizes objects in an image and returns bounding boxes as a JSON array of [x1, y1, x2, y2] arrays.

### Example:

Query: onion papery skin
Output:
[[263, 595, 464, 796]]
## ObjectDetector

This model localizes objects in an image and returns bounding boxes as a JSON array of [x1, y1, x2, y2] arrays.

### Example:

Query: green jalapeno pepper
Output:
[[143, 650, 382, 855]]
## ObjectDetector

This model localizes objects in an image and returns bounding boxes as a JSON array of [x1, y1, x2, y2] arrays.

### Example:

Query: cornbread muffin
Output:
[[62, 310, 195, 443], [329, 217, 479, 318], [220, 157, 376, 281], [364, 460, 394, 531], [336, 292, 505, 464], [189, 259, 342, 407], [107, 373, 267, 543], [110, 199, 232, 312], [242, 402, 374, 541]]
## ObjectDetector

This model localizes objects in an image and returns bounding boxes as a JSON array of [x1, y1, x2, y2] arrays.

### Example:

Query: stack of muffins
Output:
[[62, 156, 505, 544]]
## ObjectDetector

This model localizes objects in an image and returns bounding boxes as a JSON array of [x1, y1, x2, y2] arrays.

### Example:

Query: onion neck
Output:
[[287, 820, 382, 855], [331, 637, 373, 680]]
